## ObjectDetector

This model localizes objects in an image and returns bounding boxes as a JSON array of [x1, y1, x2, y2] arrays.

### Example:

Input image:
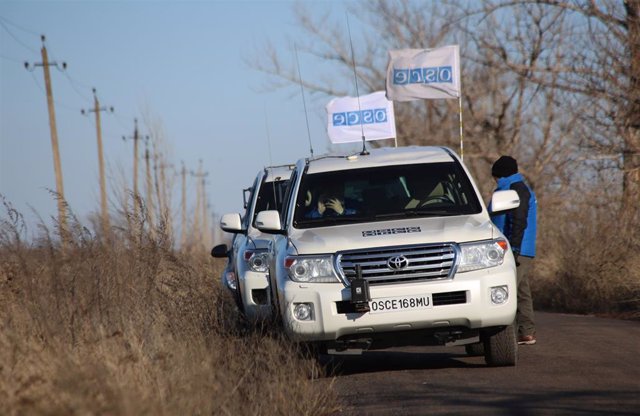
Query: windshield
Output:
[[252, 179, 289, 227], [293, 162, 482, 229]]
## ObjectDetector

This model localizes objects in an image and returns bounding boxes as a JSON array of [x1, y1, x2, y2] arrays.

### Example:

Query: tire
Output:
[[483, 325, 517, 367], [465, 342, 485, 357]]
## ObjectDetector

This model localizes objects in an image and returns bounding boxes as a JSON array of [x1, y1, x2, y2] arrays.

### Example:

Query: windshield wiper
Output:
[[374, 210, 459, 219], [294, 215, 369, 227]]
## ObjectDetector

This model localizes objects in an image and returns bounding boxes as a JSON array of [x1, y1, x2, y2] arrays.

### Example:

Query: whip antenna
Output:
[[295, 44, 314, 158], [264, 107, 279, 212], [346, 13, 368, 156], [264, 105, 274, 167]]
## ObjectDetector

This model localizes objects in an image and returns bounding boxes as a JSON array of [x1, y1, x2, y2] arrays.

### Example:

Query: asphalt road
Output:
[[318, 312, 640, 415]]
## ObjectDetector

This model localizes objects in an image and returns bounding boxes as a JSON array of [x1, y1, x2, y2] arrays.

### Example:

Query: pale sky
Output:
[[0, 0, 364, 240]]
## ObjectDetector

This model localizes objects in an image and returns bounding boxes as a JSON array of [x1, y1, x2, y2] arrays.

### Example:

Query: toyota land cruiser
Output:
[[212, 164, 293, 322], [255, 146, 521, 366]]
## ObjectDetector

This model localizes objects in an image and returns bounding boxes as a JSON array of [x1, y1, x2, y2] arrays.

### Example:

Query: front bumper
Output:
[[240, 270, 273, 322], [278, 266, 516, 343]]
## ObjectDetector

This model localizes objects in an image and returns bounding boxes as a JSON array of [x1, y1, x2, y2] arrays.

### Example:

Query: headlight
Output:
[[284, 256, 340, 283], [458, 239, 508, 272], [244, 250, 269, 272], [224, 270, 238, 291]]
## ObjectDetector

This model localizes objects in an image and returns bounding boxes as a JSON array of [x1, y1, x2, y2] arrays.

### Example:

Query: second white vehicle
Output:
[[214, 164, 293, 322]]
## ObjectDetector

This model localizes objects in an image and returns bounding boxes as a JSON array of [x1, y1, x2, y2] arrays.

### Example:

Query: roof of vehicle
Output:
[[301, 146, 457, 174], [263, 164, 295, 182]]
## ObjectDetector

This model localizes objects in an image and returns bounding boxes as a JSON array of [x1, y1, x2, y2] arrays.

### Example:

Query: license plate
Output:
[[369, 294, 433, 314]]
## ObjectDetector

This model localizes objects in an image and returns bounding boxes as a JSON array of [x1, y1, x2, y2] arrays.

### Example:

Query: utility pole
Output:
[[202, 178, 209, 249], [122, 119, 148, 219], [144, 142, 155, 236], [181, 162, 187, 249], [81, 89, 113, 238], [191, 161, 208, 249], [25, 35, 68, 242], [160, 160, 174, 242]]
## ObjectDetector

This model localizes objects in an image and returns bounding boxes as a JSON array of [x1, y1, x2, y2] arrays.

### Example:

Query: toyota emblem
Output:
[[387, 255, 409, 270]]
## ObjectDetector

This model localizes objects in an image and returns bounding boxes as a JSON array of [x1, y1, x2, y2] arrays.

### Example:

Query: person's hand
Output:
[[324, 198, 344, 215]]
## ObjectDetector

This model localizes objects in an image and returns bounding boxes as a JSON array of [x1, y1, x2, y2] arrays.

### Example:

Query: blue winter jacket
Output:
[[490, 173, 537, 257]]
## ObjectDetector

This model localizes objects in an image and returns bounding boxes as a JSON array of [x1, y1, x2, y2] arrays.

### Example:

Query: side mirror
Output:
[[490, 190, 520, 213], [255, 210, 285, 234], [211, 244, 229, 258], [220, 213, 244, 233]]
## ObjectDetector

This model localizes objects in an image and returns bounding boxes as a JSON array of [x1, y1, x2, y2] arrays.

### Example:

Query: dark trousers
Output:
[[516, 255, 536, 337]]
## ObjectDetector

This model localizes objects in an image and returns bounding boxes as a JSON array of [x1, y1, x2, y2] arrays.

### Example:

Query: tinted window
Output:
[[293, 162, 482, 228], [252, 179, 289, 227]]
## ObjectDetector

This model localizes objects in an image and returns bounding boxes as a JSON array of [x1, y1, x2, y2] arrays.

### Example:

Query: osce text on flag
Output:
[[393, 66, 453, 85], [332, 108, 388, 127]]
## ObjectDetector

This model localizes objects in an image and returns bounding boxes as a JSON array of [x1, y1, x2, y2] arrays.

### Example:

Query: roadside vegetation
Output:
[[0, 199, 336, 415]]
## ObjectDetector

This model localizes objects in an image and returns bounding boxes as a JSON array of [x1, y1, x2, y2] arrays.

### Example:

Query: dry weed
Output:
[[533, 192, 640, 319], [0, 197, 336, 415]]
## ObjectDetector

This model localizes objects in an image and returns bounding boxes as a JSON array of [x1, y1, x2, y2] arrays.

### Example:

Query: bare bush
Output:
[[0, 198, 336, 415]]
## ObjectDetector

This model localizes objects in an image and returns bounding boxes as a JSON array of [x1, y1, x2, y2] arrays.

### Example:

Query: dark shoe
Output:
[[518, 335, 536, 345]]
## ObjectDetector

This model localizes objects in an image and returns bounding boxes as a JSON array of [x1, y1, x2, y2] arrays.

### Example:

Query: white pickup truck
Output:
[[212, 165, 293, 322], [255, 146, 521, 366]]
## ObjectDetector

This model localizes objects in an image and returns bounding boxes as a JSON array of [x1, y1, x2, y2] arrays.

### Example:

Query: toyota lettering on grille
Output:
[[387, 255, 409, 270]]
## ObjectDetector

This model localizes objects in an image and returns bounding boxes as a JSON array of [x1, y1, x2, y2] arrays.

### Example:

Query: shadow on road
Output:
[[319, 347, 485, 376]]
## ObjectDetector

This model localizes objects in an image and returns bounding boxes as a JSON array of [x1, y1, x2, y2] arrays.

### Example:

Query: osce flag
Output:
[[386, 45, 461, 101], [326, 91, 396, 144]]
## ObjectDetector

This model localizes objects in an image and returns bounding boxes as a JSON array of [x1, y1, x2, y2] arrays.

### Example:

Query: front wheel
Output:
[[482, 325, 517, 367]]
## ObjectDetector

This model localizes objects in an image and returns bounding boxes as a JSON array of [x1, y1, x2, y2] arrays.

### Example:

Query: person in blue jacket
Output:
[[491, 155, 538, 345]]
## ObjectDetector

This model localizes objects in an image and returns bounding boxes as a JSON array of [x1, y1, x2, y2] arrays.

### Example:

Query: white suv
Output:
[[213, 165, 293, 322], [255, 146, 521, 366]]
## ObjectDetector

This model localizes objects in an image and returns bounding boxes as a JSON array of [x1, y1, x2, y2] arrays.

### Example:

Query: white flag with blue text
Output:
[[385, 45, 461, 101], [326, 91, 396, 144]]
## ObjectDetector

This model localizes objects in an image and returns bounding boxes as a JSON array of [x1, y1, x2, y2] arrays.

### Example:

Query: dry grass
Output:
[[532, 191, 640, 319], [0, 198, 337, 415]]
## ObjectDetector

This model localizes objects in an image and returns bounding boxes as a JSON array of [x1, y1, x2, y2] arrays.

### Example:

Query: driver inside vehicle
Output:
[[305, 190, 355, 218], [404, 176, 449, 209]]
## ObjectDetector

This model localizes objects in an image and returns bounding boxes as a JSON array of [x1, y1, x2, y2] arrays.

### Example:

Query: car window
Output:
[[252, 179, 289, 227], [293, 162, 482, 228]]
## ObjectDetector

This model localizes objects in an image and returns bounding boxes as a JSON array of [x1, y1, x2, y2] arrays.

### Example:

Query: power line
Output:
[[0, 15, 41, 37], [0, 54, 25, 64], [63, 71, 92, 102], [0, 18, 39, 55], [27, 66, 81, 112]]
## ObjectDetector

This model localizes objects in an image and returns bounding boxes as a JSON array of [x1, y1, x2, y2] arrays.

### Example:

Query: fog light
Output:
[[293, 303, 313, 321], [490, 286, 509, 304]]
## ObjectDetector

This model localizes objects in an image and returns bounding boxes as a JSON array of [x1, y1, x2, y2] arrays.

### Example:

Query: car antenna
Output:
[[295, 43, 314, 159], [347, 12, 368, 156], [264, 108, 279, 213]]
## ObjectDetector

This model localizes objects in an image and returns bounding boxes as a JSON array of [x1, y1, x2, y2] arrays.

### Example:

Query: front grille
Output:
[[337, 243, 456, 285]]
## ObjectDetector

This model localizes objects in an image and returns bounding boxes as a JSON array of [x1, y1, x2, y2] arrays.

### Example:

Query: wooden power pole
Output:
[[82, 89, 113, 238], [122, 119, 148, 219], [181, 162, 187, 249], [144, 142, 155, 236], [191, 161, 208, 249], [25, 36, 68, 241]]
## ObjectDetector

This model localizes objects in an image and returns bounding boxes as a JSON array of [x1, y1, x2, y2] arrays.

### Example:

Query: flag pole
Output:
[[458, 95, 464, 161]]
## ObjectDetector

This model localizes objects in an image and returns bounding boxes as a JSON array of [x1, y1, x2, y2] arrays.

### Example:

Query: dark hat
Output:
[[492, 156, 518, 178]]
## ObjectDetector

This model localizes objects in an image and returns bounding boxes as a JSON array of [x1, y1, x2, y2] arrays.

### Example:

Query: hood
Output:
[[288, 214, 495, 255]]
